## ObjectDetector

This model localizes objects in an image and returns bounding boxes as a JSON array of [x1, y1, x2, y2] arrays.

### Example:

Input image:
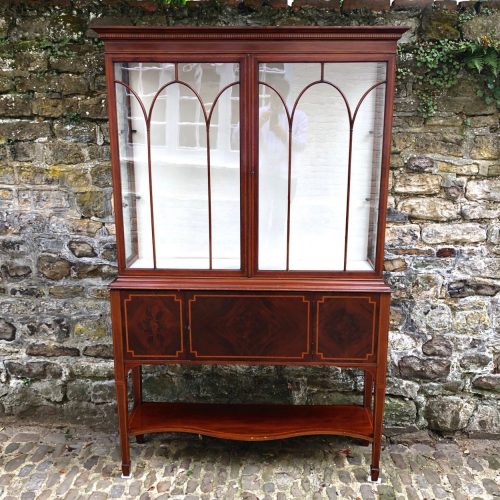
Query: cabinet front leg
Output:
[[115, 378, 131, 477], [131, 366, 145, 444], [370, 384, 386, 483]]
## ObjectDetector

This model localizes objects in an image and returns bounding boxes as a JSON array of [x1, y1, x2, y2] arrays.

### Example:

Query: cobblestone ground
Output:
[[0, 423, 499, 499]]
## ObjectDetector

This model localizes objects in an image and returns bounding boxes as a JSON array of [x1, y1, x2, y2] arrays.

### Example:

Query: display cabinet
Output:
[[95, 25, 406, 481]]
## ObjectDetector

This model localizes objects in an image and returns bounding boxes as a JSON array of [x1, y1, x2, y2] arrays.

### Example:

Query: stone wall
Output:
[[0, 0, 498, 436]]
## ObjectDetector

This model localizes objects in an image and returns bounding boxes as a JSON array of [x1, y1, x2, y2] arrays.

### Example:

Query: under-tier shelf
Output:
[[128, 402, 374, 441]]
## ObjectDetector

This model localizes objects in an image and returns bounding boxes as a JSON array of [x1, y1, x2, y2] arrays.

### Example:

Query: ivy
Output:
[[398, 36, 500, 119]]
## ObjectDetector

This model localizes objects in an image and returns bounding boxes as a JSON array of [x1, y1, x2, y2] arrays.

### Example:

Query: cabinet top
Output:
[[92, 25, 408, 42]]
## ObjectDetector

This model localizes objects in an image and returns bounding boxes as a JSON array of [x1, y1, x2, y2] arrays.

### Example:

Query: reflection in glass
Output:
[[258, 62, 386, 271], [114, 62, 240, 270]]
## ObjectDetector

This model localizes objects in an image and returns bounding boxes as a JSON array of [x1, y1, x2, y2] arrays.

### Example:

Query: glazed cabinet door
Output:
[[257, 61, 387, 273], [113, 59, 244, 272]]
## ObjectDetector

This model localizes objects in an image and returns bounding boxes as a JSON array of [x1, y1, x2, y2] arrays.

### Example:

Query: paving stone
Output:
[[482, 478, 500, 496]]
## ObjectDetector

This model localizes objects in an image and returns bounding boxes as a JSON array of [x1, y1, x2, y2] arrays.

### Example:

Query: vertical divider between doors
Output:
[[246, 54, 258, 277]]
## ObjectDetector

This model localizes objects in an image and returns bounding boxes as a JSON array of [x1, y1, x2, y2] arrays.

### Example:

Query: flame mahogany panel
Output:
[[123, 293, 183, 359], [316, 295, 377, 361], [189, 294, 310, 360]]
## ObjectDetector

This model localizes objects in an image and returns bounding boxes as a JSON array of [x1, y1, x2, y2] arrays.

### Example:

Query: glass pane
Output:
[[258, 62, 386, 271], [324, 63, 386, 270], [115, 63, 154, 268], [114, 62, 240, 270]]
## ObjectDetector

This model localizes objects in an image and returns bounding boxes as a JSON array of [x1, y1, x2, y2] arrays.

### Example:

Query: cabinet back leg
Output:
[[132, 366, 145, 444]]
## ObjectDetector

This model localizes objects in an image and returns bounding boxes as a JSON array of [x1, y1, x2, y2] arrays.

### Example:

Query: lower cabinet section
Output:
[[121, 290, 381, 364], [111, 284, 390, 482]]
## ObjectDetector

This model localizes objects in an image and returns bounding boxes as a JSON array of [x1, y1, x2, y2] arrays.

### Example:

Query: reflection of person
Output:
[[259, 74, 308, 267]]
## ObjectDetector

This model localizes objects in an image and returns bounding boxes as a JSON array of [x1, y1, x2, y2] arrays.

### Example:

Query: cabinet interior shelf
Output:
[[128, 402, 374, 442]]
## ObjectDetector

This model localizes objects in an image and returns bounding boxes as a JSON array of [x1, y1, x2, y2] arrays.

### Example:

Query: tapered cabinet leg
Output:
[[132, 365, 145, 444], [115, 377, 131, 477], [111, 290, 132, 477], [370, 293, 390, 482]]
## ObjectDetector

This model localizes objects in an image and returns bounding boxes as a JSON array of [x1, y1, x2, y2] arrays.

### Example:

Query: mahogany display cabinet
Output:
[[95, 25, 406, 481]]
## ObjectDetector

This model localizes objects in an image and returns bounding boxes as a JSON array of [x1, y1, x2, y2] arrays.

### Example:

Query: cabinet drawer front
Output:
[[189, 294, 310, 360], [316, 295, 377, 362], [123, 293, 183, 359]]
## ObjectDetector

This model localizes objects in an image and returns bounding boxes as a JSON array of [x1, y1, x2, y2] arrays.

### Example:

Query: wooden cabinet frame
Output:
[[95, 25, 406, 482]]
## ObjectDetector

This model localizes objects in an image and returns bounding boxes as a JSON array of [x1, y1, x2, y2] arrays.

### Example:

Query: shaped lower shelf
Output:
[[128, 402, 373, 441]]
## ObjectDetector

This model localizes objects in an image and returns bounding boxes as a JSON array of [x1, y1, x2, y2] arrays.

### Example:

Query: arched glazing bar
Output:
[[115, 62, 239, 270], [259, 62, 386, 271]]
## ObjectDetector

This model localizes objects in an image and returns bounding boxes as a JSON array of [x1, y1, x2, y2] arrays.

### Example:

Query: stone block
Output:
[[75, 190, 107, 218], [393, 132, 465, 157], [394, 173, 441, 194], [26, 318, 70, 341], [0, 120, 52, 142], [466, 179, 500, 202], [0, 166, 15, 184], [74, 263, 117, 279], [0, 318, 16, 341], [53, 120, 96, 143], [17, 166, 57, 186], [413, 301, 453, 333], [385, 224, 421, 247], [386, 378, 420, 399], [76, 96, 108, 119], [391, 0, 432, 9], [425, 396, 475, 432], [421, 223, 487, 244], [91, 381, 115, 403], [44, 141, 86, 165], [462, 202, 500, 220], [67, 380, 91, 401], [0, 95, 32, 117], [462, 11, 500, 39], [452, 300, 489, 334], [73, 318, 107, 339], [18, 189, 70, 210], [292, 0, 340, 9], [384, 258, 407, 272], [32, 98, 63, 118], [2, 262, 32, 279], [470, 135, 499, 161], [436, 161, 478, 176], [398, 198, 459, 221], [68, 240, 96, 258], [69, 361, 114, 379], [422, 336, 453, 357], [459, 352, 492, 370], [38, 254, 71, 281], [26, 343, 80, 357], [466, 401, 500, 437], [420, 8, 460, 40], [100, 243, 117, 262], [399, 355, 451, 380], [384, 397, 418, 427], [342, 0, 390, 11], [90, 163, 112, 188], [83, 344, 113, 359], [5, 361, 63, 379], [472, 375, 500, 392]]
